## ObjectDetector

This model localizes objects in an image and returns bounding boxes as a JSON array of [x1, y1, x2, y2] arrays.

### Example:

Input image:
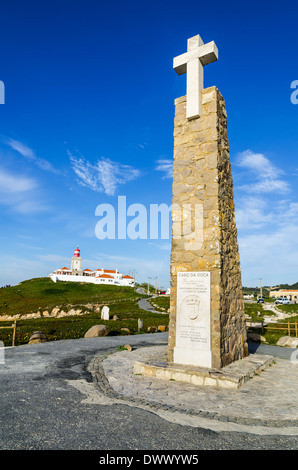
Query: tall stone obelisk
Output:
[[168, 35, 248, 370]]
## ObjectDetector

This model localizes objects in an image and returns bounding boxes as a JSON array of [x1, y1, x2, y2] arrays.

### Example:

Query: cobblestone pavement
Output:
[[88, 344, 298, 435]]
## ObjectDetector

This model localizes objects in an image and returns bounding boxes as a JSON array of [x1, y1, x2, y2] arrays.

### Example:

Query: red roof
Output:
[[83, 269, 92, 272], [103, 269, 117, 273], [280, 289, 298, 292], [98, 274, 113, 279], [123, 275, 134, 279], [61, 267, 70, 270]]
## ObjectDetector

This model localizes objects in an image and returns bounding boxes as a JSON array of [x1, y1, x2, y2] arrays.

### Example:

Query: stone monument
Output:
[[101, 306, 110, 321], [133, 35, 274, 388], [167, 34, 248, 370]]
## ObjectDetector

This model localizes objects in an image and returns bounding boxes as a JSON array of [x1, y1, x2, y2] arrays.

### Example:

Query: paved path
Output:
[[100, 344, 298, 430], [1, 334, 298, 450], [137, 297, 161, 314], [135, 286, 161, 314], [263, 302, 285, 318]]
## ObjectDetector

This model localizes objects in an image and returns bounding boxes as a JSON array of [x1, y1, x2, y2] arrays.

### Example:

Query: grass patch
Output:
[[247, 311, 298, 345], [0, 297, 169, 346], [244, 302, 265, 321], [247, 325, 293, 346], [275, 304, 298, 315], [0, 277, 145, 317], [149, 296, 170, 312]]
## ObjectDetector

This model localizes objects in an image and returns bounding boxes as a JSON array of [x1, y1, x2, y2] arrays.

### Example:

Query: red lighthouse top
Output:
[[73, 246, 80, 257]]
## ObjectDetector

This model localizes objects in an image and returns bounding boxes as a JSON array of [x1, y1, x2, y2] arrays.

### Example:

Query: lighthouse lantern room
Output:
[[71, 246, 82, 273]]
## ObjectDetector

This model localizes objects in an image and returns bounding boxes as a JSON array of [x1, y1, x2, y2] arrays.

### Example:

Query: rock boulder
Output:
[[84, 325, 109, 338]]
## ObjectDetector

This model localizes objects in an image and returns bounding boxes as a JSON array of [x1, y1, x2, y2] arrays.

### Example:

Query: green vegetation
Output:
[[245, 303, 298, 346], [0, 278, 169, 346], [0, 300, 169, 346], [149, 296, 170, 312], [4, 277, 298, 348], [243, 286, 270, 298], [139, 282, 156, 294], [247, 323, 297, 346], [0, 277, 143, 316], [243, 280, 298, 300], [275, 304, 298, 314], [278, 281, 298, 290], [244, 302, 266, 322]]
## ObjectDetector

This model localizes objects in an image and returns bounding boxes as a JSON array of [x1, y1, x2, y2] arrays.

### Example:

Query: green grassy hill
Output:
[[0, 277, 142, 316], [0, 277, 169, 346]]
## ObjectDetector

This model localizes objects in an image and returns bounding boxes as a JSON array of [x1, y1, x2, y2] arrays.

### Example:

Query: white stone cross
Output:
[[173, 34, 218, 120]]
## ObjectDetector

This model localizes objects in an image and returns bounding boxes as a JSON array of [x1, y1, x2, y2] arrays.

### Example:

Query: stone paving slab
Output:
[[133, 353, 274, 389], [89, 344, 298, 428]]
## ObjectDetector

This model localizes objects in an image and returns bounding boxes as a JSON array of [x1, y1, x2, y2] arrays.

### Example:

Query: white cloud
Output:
[[155, 159, 173, 179], [238, 179, 289, 194], [0, 167, 37, 193], [69, 152, 141, 196], [236, 150, 282, 179], [39, 253, 71, 265], [4, 137, 60, 174], [0, 254, 50, 286], [0, 167, 50, 214], [69, 156, 99, 192], [235, 150, 289, 194], [239, 222, 298, 286], [5, 138, 36, 160], [14, 200, 50, 214], [235, 187, 298, 285], [91, 250, 170, 285], [16, 243, 43, 250], [235, 196, 274, 230]]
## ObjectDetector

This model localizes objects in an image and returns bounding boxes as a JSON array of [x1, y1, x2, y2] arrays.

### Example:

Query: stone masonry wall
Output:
[[168, 86, 248, 369]]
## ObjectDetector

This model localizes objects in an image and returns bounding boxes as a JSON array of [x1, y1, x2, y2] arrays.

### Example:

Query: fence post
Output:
[[296, 321, 298, 338], [288, 322, 291, 336], [12, 321, 16, 347]]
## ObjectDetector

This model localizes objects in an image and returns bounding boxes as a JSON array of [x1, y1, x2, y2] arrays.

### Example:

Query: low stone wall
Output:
[[0, 305, 101, 321], [0, 296, 144, 322]]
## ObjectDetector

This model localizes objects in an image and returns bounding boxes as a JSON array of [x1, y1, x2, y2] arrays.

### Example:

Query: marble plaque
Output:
[[174, 271, 212, 367]]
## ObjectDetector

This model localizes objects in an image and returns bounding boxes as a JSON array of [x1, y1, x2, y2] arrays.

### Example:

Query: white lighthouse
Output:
[[50, 246, 135, 286], [71, 246, 82, 274]]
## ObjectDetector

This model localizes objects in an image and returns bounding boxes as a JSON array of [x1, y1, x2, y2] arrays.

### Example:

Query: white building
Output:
[[49, 247, 135, 287], [269, 289, 298, 301]]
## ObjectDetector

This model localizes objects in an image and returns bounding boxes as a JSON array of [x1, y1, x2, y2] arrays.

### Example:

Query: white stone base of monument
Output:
[[134, 352, 274, 390], [174, 346, 212, 368]]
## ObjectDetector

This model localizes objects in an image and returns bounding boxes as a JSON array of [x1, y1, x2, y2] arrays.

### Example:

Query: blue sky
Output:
[[0, 0, 298, 288]]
